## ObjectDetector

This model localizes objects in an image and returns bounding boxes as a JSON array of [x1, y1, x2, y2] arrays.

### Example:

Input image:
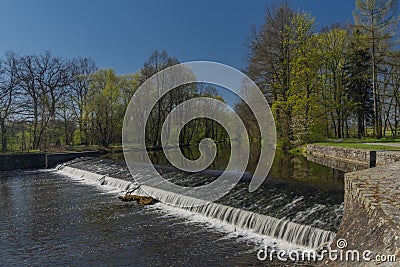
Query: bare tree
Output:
[[140, 50, 179, 147], [17, 52, 70, 149], [0, 52, 19, 152]]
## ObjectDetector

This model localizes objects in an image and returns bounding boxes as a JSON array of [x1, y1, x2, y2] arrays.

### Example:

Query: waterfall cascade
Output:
[[57, 162, 336, 249]]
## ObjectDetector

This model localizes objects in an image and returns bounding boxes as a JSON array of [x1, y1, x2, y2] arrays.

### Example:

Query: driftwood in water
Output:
[[118, 194, 156, 205]]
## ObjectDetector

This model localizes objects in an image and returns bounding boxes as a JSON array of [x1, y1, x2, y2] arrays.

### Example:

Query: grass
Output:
[[324, 137, 400, 143], [313, 142, 400, 151]]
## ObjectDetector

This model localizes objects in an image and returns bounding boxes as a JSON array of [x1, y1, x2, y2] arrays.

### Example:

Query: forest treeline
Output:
[[0, 50, 227, 152], [246, 0, 400, 148], [0, 51, 128, 152], [0, 0, 399, 152]]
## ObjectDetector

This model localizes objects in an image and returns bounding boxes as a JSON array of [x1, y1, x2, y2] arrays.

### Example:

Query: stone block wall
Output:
[[306, 144, 372, 168], [376, 151, 400, 167], [307, 144, 400, 169], [330, 163, 400, 266]]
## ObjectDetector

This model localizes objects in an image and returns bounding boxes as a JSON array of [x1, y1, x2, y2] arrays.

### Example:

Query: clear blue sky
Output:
[[0, 0, 356, 74]]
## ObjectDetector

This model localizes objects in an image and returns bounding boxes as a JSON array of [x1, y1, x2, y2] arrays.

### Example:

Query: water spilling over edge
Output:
[[56, 158, 336, 250]]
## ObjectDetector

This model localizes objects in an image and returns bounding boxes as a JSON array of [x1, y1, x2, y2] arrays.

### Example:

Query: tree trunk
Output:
[[1, 119, 7, 153]]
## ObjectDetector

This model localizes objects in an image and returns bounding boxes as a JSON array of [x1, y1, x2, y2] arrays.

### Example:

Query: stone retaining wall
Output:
[[330, 163, 400, 266], [376, 151, 400, 167], [307, 144, 374, 168], [308, 144, 400, 266], [307, 144, 400, 168], [306, 152, 368, 173]]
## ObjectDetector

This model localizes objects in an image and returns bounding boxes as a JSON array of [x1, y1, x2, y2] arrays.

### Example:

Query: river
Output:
[[0, 145, 345, 266]]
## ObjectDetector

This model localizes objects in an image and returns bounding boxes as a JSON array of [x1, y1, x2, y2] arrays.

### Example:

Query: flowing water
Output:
[[0, 169, 272, 266], [0, 144, 346, 266]]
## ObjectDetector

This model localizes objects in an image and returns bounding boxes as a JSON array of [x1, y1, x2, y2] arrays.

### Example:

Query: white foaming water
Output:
[[56, 165, 134, 195], [56, 164, 335, 250], [150, 202, 309, 252]]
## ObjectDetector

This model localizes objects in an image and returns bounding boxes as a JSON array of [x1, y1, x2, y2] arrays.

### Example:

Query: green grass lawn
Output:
[[313, 142, 400, 151], [324, 137, 400, 143]]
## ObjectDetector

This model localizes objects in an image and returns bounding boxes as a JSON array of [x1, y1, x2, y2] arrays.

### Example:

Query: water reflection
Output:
[[106, 142, 345, 188]]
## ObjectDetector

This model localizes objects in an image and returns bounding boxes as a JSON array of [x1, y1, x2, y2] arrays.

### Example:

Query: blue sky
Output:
[[0, 0, 355, 74]]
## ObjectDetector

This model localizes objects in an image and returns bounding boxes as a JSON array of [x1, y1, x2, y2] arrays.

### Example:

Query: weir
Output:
[[0, 151, 101, 171], [57, 158, 336, 250]]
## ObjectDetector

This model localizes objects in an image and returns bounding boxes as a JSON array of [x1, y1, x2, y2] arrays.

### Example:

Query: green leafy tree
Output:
[[247, 3, 321, 148], [287, 12, 323, 145], [319, 26, 352, 138], [140, 50, 179, 147], [119, 72, 141, 110], [0, 52, 19, 152], [246, 2, 296, 149]]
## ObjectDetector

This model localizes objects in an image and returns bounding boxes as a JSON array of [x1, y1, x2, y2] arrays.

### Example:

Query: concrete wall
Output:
[[0, 153, 46, 171], [0, 151, 100, 171]]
